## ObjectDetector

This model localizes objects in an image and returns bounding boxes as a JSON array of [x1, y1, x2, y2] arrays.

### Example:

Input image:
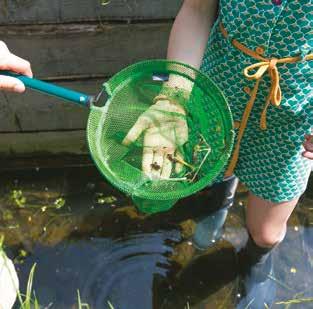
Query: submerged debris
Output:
[[290, 267, 297, 274], [54, 198, 65, 209], [2, 210, 13, 221], [151, 162, 161, 171], [95, 193, 117, 205]]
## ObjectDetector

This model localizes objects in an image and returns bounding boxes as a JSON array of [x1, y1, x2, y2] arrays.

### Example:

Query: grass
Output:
[[0, 235, 95, 309], [0, 232, 39, 309], [16, 264, 40, 309], [77, 290, 90, 309], [276, 297, 313, 306], [107, 300, 115, 309]]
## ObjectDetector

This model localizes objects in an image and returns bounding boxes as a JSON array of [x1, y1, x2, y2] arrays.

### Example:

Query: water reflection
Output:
[[1, 166, 313, 308]]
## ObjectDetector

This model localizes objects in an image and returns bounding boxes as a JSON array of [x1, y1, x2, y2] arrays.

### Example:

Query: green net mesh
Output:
[[87, 60, 234, 214]]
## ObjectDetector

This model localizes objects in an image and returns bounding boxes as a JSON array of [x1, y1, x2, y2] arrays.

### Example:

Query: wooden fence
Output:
[[0, 0, 182, 156]]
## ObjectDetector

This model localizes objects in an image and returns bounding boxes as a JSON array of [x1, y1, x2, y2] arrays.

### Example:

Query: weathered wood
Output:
[[1, 23, 171, 79], [0, 155, 93, 170], [0, 79, 105, 132], [0, 0, 182, 25], [0, 130, 88, 157], [0, 92, 18, 132]]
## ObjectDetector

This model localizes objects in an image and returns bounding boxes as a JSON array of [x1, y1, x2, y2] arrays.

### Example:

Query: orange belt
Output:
[[220, 23, 313, 177]]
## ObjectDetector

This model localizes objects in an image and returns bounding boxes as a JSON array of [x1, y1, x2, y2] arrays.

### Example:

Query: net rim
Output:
[[87, 59, 235, 201]]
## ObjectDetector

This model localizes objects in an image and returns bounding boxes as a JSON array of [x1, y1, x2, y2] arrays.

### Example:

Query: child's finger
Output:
[[2, 54, 33, 78], [0, 41, 9, 52], [303, 140, 313, 152], [161, 150, 174, 179], [142, 147, 154, 177], [151, 149, 164, 178], [0, 75, 25, 93], [302, 151, 313, 160], [175, 150, 184, 174], [122, 116, 150, 146]]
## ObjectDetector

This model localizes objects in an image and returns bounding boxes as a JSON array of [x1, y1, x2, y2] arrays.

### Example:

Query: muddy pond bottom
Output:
[[0, 159, 313, 308]]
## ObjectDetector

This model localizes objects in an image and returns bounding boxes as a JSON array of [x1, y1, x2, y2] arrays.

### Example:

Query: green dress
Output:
[[200, 0, 313, 202]]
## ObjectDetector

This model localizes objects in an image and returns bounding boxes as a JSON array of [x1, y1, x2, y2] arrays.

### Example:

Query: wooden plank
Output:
[[1, 23, 171, 79], [0, 155, 93, 171], [0, 79, 105, 132], [0, 0, 182, 25], [0, 92, 19, 131], [0, 130, 88, 157]]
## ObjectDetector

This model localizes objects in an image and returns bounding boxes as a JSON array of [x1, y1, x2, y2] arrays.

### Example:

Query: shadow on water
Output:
[[0, 162, 312, 308]]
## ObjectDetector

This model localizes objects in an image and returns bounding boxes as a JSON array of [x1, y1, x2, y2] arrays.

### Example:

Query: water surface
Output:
[[0, 162, 312, 308]]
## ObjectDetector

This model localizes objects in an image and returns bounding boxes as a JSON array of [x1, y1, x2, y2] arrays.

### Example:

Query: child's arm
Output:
[[302, 134, 313, 160], [123, 0, 219, 178], [0, 41, 32, 93], [168, 0, 218, 69], [165, 0, 218, 91]]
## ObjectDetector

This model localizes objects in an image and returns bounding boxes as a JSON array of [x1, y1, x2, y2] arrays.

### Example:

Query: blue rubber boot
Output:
[[236, 236, 277, 309], [192, 176, 239, 250]]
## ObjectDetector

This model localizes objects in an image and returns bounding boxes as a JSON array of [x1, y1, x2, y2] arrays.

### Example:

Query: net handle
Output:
[[0, 70, 94, 107]]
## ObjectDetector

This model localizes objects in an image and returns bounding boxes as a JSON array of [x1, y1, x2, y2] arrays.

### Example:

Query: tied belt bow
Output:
[[219, 23, 313, 177]]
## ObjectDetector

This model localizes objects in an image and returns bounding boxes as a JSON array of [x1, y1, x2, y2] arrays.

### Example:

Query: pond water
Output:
[[1, 160, 313, 308]]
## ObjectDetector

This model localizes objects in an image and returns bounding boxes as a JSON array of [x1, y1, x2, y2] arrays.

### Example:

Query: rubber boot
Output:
[[192, 175, 239, 250], [236, 235, 277, 309]]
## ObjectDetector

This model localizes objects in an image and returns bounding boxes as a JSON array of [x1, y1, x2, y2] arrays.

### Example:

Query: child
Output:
[[125, 0, 313, 307], [0, 252, 19, 308], [0, 40, 32, 308], [0, 40, 33, 92]]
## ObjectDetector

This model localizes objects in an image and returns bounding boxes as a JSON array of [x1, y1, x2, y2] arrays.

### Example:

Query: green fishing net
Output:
[[87, 60, 234, 214]]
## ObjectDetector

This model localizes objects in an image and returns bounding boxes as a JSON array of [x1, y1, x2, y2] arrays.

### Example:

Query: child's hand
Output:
[[123, 96, 188, 179], [302, 135, 313, 160], [0, 41, 32, 93]]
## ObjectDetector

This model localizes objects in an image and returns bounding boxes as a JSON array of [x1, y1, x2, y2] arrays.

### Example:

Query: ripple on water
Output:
[[17, 230, 181, 309]]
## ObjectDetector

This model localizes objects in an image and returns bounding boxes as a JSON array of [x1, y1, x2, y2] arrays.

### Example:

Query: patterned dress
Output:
[[200, 0, 313, 202]]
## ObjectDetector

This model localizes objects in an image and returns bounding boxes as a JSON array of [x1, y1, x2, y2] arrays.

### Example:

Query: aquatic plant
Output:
[[10, 190, 26, 208], [101, 0, 111, 5], [16, 264, 40, 309], [77, 290, 90, 309], [107, 300, 115, 309], [276, 297, 313, 306]]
